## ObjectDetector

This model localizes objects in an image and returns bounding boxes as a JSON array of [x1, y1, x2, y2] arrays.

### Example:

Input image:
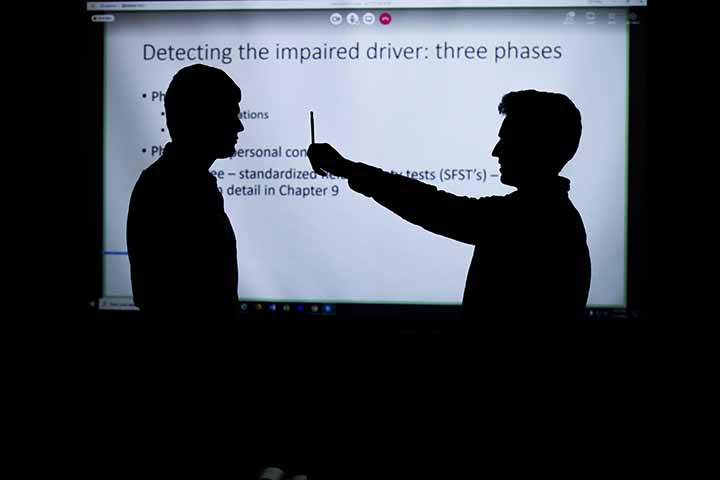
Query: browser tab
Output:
[[91, 14, 115, 22]]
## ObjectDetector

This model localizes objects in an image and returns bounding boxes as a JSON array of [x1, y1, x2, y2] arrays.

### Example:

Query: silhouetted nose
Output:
[[492, 140, 501, 158], [237, 119, 245, 133]]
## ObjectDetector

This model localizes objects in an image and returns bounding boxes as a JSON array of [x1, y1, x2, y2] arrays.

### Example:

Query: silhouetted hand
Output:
[[307, 143, 354, 178]]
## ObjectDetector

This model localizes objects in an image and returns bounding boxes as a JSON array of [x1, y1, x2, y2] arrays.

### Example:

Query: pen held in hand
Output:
[[310, 111, 315, 144], [308, 110, 326, 177]]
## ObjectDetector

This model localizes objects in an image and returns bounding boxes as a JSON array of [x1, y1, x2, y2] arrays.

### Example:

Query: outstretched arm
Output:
[[308, 143, 502, 245]]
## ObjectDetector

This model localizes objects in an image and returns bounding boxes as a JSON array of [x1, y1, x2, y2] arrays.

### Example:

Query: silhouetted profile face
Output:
[[491, 90, 582, 188], [164, 64, 244, 160], [492, 115, 555, 187]]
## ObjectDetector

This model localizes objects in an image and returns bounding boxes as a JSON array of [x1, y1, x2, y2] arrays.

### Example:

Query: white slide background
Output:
[[103, 9, 628, 306]]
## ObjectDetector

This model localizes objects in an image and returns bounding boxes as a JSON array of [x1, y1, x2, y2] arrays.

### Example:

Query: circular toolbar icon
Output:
[[363, 13, 375, 25], [379, 12, 392, 25], [347, 12, 359, 25], [330, 12, 342, 25]]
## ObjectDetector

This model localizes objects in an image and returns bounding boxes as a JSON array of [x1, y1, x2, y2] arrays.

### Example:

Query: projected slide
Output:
[[102, 8, 628, 307]]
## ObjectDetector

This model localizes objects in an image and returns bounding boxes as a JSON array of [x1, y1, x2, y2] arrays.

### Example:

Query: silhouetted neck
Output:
[[162, 141, 216, 171], [515, 176, 570, 195]]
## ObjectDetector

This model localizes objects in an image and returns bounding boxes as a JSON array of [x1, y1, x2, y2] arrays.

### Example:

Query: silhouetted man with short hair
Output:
[[308, 90, 591, 325], [127, 64, 244, 331]]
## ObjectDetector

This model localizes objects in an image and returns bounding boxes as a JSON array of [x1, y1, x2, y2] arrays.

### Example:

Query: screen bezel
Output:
[[86, 3, 649, 323]]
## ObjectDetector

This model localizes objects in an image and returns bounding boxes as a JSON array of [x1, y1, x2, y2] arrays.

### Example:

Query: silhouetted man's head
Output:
[[492, 90, 581, 188], [164, 64, 244, 159]]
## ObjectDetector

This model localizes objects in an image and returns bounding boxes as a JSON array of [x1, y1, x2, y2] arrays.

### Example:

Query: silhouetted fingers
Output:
[[311, 163, 328, 177], [307, 145, 328, 177]]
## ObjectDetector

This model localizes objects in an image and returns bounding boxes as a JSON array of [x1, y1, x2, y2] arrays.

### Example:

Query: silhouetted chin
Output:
[[499, 174, 517, 187], [217, 144, 237, 159]]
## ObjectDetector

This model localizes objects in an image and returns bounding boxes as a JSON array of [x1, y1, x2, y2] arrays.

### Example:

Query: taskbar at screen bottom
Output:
[[95, 297, 641, 320]]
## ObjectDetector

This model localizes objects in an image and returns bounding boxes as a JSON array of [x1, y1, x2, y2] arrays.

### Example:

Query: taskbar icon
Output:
[[239, 301, 336, 316]]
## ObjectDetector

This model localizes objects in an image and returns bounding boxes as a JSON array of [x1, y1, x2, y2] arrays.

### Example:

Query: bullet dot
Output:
[[142, 148, 147, 153], [161, 128, 165, 132], [142, 93, 147, 98], [161, 112, 165, 116]]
